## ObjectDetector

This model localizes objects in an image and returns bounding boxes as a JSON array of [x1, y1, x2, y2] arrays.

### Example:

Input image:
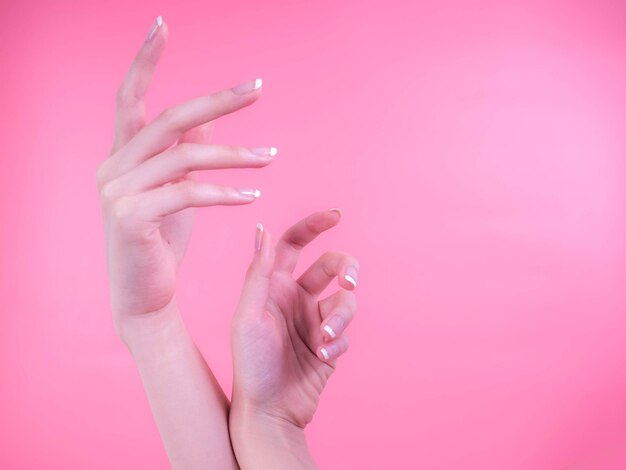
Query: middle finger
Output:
[[115, 143, 278, 194]]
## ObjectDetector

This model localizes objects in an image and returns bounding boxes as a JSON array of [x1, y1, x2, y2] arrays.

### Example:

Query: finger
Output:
[[118, 181, 262, 225], [318, 334, 350, 363], [236, 223, 276, 319], [274, 208, 343, 274], [115, 144, 277, 194], [110, 16, 168, 155], [297, 250, 359, 296], [110, 78, 264, 179], [318, 289, 357, 341]]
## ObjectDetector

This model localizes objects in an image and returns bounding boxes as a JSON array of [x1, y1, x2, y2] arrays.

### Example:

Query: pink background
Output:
[[2, 0, 626, 468]]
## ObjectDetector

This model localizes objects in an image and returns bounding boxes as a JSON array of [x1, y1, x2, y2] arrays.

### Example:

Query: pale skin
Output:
[[97, 16, 359, 469]]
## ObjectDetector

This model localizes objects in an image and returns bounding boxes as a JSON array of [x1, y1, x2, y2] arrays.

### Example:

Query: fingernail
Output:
[[239, 188, 261, 198], [147, 15, 163, 42], [344, 266, 358, 288], [320, 347, 330, 360], [329, 207, 343, 217], [255, 222, 264, 252], [231, 78, 263, 95], [324, 313, 346, 339], [249, 147, 278, 158]]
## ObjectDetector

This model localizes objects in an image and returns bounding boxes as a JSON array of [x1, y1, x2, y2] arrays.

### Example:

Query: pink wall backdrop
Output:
[[2, 0, 626, 468]]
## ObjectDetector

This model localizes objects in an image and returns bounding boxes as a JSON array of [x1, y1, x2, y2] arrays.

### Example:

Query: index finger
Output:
[[273, 208, 343, 274], [110, 15, 168, 155]]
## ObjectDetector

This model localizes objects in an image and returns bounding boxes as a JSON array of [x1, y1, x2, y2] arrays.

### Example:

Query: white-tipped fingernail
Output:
[[255, 222, 264, 252], [232, 78, 263, 95], [249, 147, 278, 158], [344, 266, 358, 288], [323, 324, 336, 339], [147, 15, 163, 42], [239, 188, 261, 198], [320, 347, 330, 360]]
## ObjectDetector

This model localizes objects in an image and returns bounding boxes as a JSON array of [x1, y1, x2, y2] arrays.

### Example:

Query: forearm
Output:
[[119, 300, 238, 470], [229, 402, 317, 470]]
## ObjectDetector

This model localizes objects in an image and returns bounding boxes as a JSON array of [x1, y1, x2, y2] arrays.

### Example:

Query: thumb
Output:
[[237, 222, 275, 317]]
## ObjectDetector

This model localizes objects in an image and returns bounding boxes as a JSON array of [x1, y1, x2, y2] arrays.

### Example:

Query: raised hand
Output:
[[230, 210, 359, 469], [96, 16, 275, 335]]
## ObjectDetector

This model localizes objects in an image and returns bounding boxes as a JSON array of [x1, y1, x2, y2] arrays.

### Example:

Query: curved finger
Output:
[[297, 250, 359, 296], [109, 78, 263, 179], [117, 144, 277, 193], [318, 289, 357, 340], [318, 334, 350, 363], [114, 181, 261, 227], [110, 16, 168, 155], [274, 209, 343, 274]]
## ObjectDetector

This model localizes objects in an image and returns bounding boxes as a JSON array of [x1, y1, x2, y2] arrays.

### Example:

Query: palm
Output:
[[238, 271, 333, 427], [232, 210, 358, 429], [105, 207, 193, 318], [107, 124, 212, 318]]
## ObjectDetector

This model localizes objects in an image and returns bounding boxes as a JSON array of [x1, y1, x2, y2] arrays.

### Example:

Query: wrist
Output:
[[229, 399, 316, 470], [114, 298, 181, 350]]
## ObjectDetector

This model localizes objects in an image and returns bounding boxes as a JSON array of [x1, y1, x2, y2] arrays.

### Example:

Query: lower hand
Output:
[[230, 209, 359, 466]]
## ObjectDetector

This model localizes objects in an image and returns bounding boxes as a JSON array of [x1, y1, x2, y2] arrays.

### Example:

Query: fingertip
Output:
[[342, 265, 358, 290], [253, 222, 274, 271], [322, 323, 337, 340], [146, 15, 167, 43], [304, 209, 341, 235], [231, 78, 264, 96], [328, 207, 343, 219], [318, 346, 331, 362], [255, 222, 264, 252], [318, 334, 350, 362]]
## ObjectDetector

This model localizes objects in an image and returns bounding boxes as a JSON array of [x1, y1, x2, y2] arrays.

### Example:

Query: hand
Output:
[[231, 210, 359, 428], [96, 16, 276, 337]]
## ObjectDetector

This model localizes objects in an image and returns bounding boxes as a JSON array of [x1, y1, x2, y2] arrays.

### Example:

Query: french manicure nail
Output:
[[250, 147, 278, 157], [239, 188, 261, 198], [320, 347, 330, 360], [255, 222, 264, 252], [323, 324, 336, 339], [344, 266, 358, 288], [231, 78, 263, 95], [147, 15, 163, 42]]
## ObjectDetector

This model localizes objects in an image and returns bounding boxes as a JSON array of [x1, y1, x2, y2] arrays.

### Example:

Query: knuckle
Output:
[[321, 250, 342, 264], [109, 197, 135, 229], [343, 289, 357, 305], [115, 84, 137, 108], [226, 144, 243, 159], [157, 106, 178, 128], [177, 180, 198, 205], [99, 180, 120, 206], [208, 93, 228, 110], [338, 290, 357, 312], [175, 143, 198, 167]]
